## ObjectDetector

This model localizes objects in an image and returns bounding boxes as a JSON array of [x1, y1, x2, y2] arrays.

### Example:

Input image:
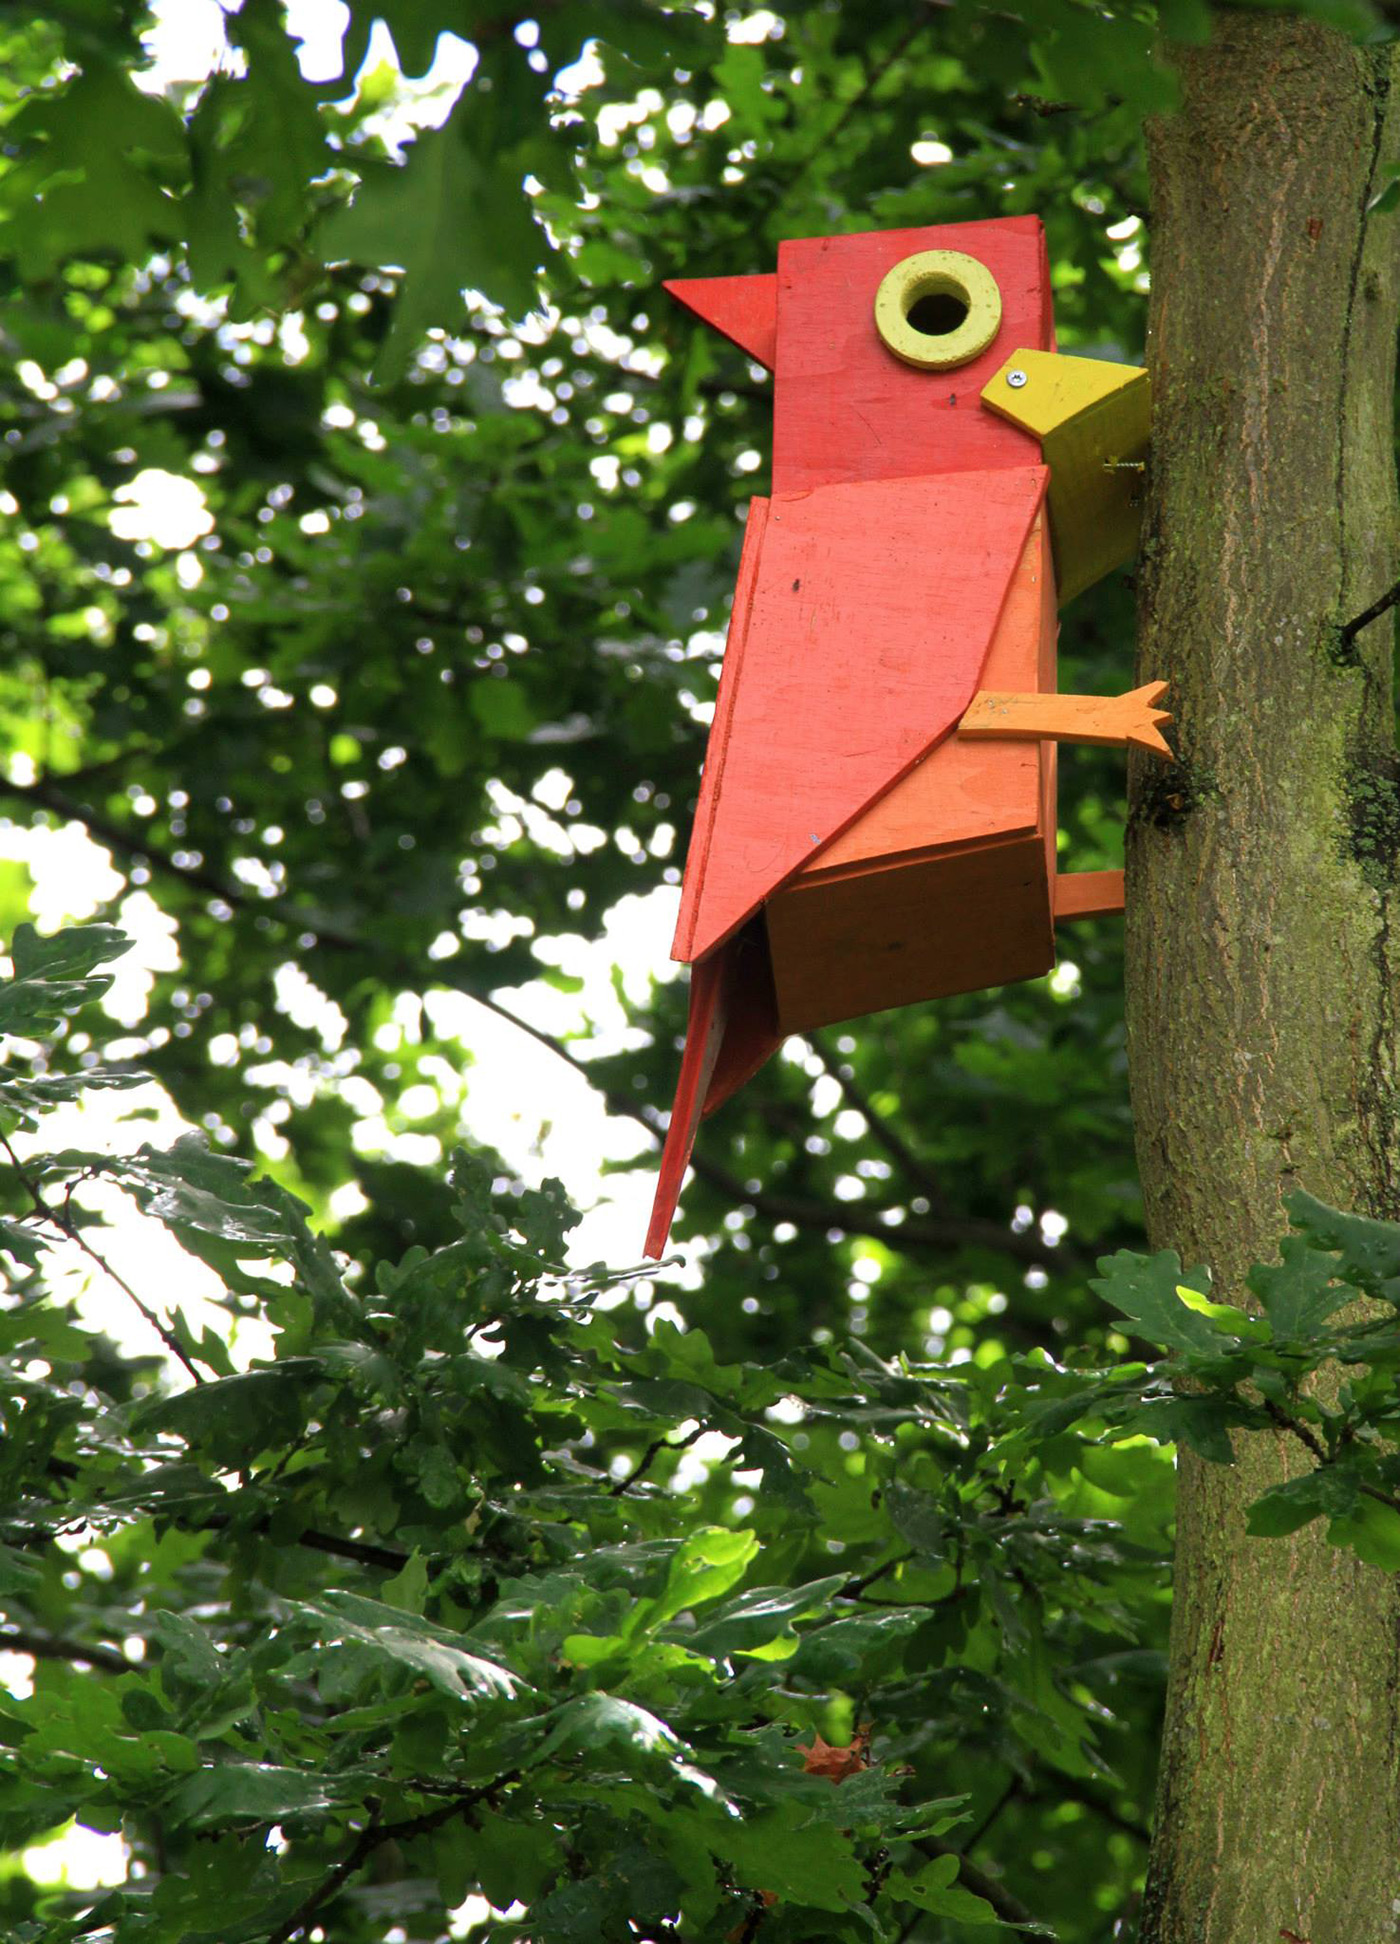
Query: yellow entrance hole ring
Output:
[[873, 250, 1002, 371]]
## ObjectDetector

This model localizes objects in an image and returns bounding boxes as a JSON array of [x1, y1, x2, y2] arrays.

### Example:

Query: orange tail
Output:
[[644, 923, 780, 1259]]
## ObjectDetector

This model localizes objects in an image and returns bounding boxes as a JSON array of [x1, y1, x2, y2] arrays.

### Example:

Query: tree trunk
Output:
[[1126, 16, 1400, 1942]]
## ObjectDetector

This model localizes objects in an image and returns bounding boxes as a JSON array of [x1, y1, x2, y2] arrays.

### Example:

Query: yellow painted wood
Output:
[[981, 349, 1150, 605], [960, 680, 1173, 758], [873, 250, 1002, 371]]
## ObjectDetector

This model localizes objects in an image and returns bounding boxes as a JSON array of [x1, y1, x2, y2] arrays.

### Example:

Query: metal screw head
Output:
[[1007, 368, 1028, 389]]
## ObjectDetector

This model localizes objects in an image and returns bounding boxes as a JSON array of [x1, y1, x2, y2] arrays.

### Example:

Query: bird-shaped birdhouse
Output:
[[645, 217, 1166, 1258]]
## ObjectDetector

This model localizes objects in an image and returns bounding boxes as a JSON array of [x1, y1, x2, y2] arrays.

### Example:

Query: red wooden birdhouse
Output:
[[645, 217, 1165, 1257]]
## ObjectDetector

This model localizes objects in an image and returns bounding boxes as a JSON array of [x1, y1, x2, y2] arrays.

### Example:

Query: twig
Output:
[[787, 11, 933, 190], [838, 1552, 913, 1600], [1262, 1397, 1400, 1520], [809, 1031, 946, 1204], [0, 1627, 131, 1675], [610, 1422, 704, 1496], [963, 1777, 1020, 1849], [266, 1769, 522, 1944], [295, 1526, 410, 1572], [0, 1130, 207, 1384], [1338, 577, 1400, 648]]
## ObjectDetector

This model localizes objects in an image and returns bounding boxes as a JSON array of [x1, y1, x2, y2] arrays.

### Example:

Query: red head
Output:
[[666, 216, 1054, 495]]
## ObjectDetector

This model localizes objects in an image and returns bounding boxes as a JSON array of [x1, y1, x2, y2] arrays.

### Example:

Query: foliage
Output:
[[0, 1, 1394, 1939], [1, 926, 1168, 1940]]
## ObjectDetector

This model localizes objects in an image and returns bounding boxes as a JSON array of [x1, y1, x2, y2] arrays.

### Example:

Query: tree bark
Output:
[[1126, 16, 1400, 1942]]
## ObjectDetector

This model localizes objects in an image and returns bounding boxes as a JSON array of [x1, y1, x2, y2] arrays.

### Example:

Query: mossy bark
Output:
[[1126, 16, 1400, 1942]]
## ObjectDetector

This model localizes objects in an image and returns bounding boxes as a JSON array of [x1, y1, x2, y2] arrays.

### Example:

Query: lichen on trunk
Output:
[[1126, 15, 1400, 1941]]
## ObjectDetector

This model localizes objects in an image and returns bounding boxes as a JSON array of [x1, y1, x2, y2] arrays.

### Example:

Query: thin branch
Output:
[[0, 777, 1088, 1276], [610, 1423, 704, 1496], [787, 11, 935, 189], [1338, 576, 1400, 647], [0, 1130, 207, 1384], [295, 1526, 410, 1572], [962, 1778, 1020, 1851], [838, 1552, 913, 1600], [808, 1030, 946, 1204], [266, 1770, 523, 1944], [1263, 1397, 1400, 1520], [0, 1627, 131, 1675]]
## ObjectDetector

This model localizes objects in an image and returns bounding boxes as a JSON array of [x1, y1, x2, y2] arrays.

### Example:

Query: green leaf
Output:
[[299, 1592, 523, 1701], [1327, 1493, 1400, 1571], [623, 1526, 759, 1639], [710, 1802, 866, 1912], [1090, 1249, 1224, 1354], [1250, 1236, 1351, 1339], [167, 1762, 349, 1829], [1247, 1467, 1360, 1539], [1286, 1191, 1400, 1307], [320, 95, 542, 382], [886, 1854, 1001, 1923]]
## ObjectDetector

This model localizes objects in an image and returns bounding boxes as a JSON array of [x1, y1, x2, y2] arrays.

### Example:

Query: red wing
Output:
[[672, 467, 1050, 966]]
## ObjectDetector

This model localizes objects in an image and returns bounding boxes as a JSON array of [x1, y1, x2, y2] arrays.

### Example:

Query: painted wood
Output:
[[772, 219, 1053, 494], [663, 273, 778, 371], [799, 513, 1052, 881], [767, 511, 1058, 1031], [671, 466, 1050, 967], [645, 919, 782, 1260], [768, 830, 1054, 1031], [981, 348, 1150, 605], [1054, 869, 1126, 921], [644, 951, 729, 1259], [959, 680, 1173, 756]]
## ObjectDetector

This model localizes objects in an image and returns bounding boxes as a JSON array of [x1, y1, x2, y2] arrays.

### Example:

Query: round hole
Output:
[[873, 249, 1002, 371], [906, 289, 969, 338]]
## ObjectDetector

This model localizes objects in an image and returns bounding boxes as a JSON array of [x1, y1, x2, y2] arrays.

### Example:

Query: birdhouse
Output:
[[645, 218, 1164, 1258]]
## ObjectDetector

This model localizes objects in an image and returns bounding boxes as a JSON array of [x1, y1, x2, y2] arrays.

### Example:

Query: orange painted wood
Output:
[[800, 512, 1053, 882], [767, 830, 1054, 1032], [772, 219, 1052, 494], [671, 466, 1049, 967], [664, 274, 778, 371], [1054, 869, 1125, 921], [702, 919, 780, 1114], [645, 922, 781, 1259], [959, 679, 1173, 756], [645, 951, 729, 1259]]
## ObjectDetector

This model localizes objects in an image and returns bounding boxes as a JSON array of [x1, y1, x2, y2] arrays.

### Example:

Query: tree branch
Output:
[[265, 1770, 523, 1944], [1338, 576, 1400, 648], [0, 1627, 131, 1675], [808, 1030, 946, 1204], [0, 1129, 207, 1385]]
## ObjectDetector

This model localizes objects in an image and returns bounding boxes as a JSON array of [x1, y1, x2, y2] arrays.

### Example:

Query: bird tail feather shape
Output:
[[645, 922, 779, 1258]]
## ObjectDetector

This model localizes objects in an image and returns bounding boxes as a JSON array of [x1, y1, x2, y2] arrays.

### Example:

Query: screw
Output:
[[1007, 369, 1028, 389]]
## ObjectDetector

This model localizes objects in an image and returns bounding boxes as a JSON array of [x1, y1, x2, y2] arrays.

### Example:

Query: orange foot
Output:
[[959, 679, 1173, 759]]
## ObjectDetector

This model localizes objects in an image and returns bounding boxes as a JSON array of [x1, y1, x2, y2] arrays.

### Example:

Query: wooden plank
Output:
[[1055, 869, 1125, 921], [664, 274, 779, 371], [645, 952, 729, 1259], [800, 512, 1053, 882], [672, 496, 770, 961], [959, 680, 1173, 756], [767, 831, 1054, 1032], [773, 218, 1053, 494], [671, 466, 1050, 966], [645, 921, 781, 1259], [981, 349, 1150, 605]]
